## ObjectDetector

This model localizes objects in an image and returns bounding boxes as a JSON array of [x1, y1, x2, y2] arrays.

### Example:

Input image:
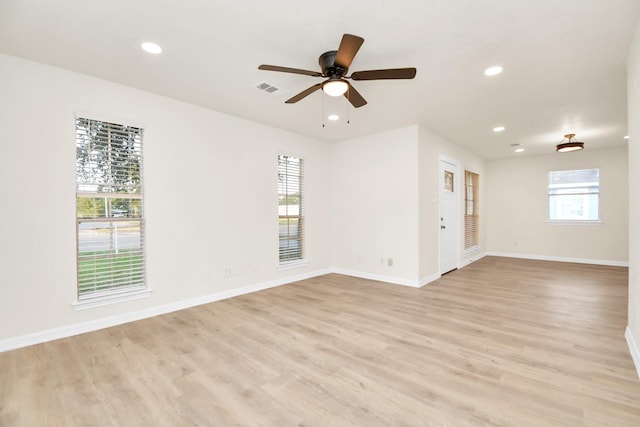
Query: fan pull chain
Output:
[[347, 87, 350, 124], [322, 92, 325, 128]]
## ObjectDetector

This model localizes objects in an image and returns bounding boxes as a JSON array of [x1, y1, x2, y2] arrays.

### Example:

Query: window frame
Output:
[[464, 170, 480, 252], [277, 154, 305, 268], [547, 168, 600, 224], [73, 115, 150, 309]]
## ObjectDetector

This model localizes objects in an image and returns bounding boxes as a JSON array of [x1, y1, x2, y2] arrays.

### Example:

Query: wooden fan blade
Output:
[[351, 68, 417, 80], [259, 64, 322, 77], [344, 82, 367, 108], [335, 34, 365, 69], [285, 83, 323, 104]]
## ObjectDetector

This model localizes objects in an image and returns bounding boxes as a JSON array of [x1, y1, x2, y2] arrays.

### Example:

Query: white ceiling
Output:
[[1, 0, 638, 159]]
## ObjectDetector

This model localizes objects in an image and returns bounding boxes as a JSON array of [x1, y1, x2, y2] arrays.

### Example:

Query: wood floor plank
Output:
[[1, 256, 639, 426]]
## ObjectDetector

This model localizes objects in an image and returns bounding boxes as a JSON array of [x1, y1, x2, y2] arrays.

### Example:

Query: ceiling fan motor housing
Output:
[[319, 51, 347, 77]]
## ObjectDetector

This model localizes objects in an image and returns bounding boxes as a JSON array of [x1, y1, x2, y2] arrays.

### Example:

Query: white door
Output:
[[439, 157, 459, 274]]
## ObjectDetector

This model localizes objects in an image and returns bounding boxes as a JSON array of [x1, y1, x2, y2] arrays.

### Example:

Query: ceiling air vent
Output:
[[256, 82, 280, 94]]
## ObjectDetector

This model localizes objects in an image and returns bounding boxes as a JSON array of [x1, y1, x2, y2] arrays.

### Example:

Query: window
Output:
[[548, 168, 599, 221], [278, 155, 304, 264], [75, 117, 146, 300], [464, 170, 479, 250]]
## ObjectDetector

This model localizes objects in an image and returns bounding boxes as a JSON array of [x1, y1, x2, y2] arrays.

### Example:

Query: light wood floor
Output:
[[1, 257, 639, 426]]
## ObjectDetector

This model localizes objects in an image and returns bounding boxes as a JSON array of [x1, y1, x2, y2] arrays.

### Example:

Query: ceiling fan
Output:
[[258, 34, 416, 108]]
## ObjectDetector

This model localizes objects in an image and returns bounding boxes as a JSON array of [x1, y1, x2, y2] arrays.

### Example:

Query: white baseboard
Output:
[[486, 251, 629, 267], [1, 263, 463, 352], [16, 251, 619, 353], [0, 268, 331, 353], [419, 273, 442, 287], [458, 251, 487, 269], [625, 326, 640, 380], [332, 268, 422, 288], [331, 268, 445, 289]]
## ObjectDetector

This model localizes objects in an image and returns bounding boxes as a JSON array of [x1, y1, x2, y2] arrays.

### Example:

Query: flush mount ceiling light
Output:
[[141, 42, 162, 54], [323, 78, 349, 97], [624, 135, 630, 139], [493, 126, 505, 132], [484, 66, 503, 76], [556, 133, 585, 153], [327, 114, 340, 121]]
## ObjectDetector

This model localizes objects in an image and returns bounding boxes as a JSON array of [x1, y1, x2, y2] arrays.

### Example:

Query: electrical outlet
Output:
[[387, 258, 393, 267], [224, 267, 233, 277]]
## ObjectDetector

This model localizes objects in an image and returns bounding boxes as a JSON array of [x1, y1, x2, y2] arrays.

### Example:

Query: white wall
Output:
[[626, 20, 640, 376], [0, 53, 333, 343], [485, 147, 628, 264], [330, 125, 486, 286], [331, 126, 421, 285]]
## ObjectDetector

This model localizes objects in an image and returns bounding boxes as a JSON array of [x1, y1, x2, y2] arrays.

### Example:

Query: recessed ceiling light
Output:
[[493, 126, 505, 132], [484, 66, 503, 76], [515, 148, 525, 153], [328, 114, 339, 121], [624, 135, 630, 139], [141, 42, 162, 54]]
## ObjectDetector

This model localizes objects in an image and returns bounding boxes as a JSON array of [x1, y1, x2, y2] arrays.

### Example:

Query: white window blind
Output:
[[464, 170, 479, 250], [75, 117, 145, 299], [278, 155, 304, 263], [548, 169, 599, 221]]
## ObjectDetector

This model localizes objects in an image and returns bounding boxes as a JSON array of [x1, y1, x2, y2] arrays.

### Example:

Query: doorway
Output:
[[439, 156, 459, 275]]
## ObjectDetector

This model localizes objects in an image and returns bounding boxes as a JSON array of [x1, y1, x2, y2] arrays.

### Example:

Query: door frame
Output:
[[438, 155, 460, 275]]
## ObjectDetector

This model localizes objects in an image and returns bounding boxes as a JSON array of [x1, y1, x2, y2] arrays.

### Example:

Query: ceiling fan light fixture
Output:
[[556, 133, 585, 152], [323, 79, 349, 97]]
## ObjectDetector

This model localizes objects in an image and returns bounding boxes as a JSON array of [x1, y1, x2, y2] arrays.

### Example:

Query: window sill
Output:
[[546, 220, 602, 226], [72, 287, 152, 311], [278, 259, 309, 271]]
